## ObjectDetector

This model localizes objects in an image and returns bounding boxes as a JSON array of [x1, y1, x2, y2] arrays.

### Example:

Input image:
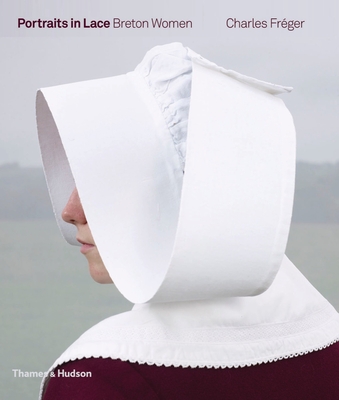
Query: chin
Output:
[[88, 263, 113, 284]]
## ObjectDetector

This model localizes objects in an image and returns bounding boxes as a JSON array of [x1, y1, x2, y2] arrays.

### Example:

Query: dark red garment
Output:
[[43, 342, 339, 400]]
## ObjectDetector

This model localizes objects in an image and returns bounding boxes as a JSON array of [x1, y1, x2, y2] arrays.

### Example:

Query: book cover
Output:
[[1, 1, 338, 398]]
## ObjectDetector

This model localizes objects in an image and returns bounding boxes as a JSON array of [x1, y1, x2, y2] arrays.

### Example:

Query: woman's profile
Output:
[[36, 42, 339, 399]]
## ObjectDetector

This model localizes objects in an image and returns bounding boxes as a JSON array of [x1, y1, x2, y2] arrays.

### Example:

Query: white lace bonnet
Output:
[[36, 42, 296, 304]]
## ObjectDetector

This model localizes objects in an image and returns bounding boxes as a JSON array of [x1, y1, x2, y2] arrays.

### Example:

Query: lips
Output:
[[77, 238, 95, 254]]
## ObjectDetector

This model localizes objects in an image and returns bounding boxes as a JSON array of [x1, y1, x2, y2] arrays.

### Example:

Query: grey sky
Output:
[[1, 0, 338, 166]]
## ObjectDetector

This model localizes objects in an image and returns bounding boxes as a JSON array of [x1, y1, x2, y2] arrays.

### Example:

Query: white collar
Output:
[[39, 256, 339, 398]]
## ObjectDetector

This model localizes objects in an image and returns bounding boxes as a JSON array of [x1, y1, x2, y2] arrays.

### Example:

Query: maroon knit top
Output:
[[43, 342, 339, 399]]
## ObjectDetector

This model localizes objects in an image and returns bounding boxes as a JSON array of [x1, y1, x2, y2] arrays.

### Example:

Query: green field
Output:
[[1, 221, 338, 400]]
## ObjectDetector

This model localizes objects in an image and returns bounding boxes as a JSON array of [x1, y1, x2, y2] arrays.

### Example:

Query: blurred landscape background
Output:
[[1, 162, 339, 400]]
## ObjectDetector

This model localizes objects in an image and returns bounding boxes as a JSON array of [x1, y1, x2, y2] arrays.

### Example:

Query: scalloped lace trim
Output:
[[60, 336, 339, 369]]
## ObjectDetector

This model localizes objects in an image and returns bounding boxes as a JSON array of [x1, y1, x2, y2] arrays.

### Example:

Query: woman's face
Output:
[[62, 188, 113, 284]]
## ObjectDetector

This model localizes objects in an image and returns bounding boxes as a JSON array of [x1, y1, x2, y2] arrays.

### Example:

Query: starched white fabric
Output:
[[37, 43, 295, 303], [36, 43, 339, 399]]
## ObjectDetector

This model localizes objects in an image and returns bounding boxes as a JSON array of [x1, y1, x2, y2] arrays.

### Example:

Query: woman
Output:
[[36, 43, 339, 399]]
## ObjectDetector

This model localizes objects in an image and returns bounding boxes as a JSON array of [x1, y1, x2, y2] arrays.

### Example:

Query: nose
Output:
[[62, 188, 87, 225]]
